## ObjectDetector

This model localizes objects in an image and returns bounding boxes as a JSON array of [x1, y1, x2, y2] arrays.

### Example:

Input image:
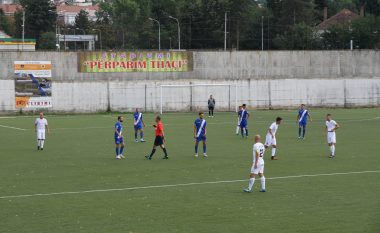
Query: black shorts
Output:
[[208, 106, 214, 110], [154, 136, 164, 146]]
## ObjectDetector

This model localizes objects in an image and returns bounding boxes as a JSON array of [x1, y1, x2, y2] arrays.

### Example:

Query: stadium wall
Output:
[[0, 51, 379, 112]]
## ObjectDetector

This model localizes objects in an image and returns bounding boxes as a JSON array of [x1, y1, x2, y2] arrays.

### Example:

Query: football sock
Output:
[[236, 126, 240, 134], [298, 127, 301, 137], [209, 110, 211, 116], [140, 132, 144, 139], [271, 148, 276, 157], [134, 131, 138, 140], [261, 176, 266, 190], [119, 146, 124, 155], [37, 139, 41, 147], [203, 144, 206, 154], [302, 127, 306, 138], [330, 145, 335, 156], [116, 147, 119, 156], [149, 149, 156, 158], [162, 148, 168, 157], [40, 140, 44, 148], [195, 145, 198, 154], [245, 129, 248, 137], [248, 178, 255, 190], [241, 128, 244, 138]]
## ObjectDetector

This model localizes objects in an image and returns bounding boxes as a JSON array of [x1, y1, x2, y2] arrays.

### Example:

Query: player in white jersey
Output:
[[264, 117, 282, 160], [34, 112, 49, 150], [325, 114, 340, 158], [243, 135, 266, 193]]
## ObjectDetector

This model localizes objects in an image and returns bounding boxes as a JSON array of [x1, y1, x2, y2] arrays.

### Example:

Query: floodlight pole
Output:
[[22, 11, 25, 51], [149, 17, 161, 50], [224, 12, 227, 51], [261, 16, 264, 51], [169, 16, 180, 50], [235, 84, 238, 112], [160, 86, 163, 114]]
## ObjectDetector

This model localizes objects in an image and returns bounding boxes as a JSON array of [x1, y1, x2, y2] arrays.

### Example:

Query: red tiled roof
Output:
[[317, 9, 360, 30], [57, 4, 99, 13], [0, 4, 22, 15]]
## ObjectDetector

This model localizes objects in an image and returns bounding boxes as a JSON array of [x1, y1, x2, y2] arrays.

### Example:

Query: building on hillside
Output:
[[0, 3, 21, 16], [57, 4, 99, 25], [316, 9, 360, 33]]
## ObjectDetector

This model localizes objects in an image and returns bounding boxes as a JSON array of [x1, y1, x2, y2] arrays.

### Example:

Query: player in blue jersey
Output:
[[239, 104, 250, 138], [297, 104, 312, 139], [133, 108, 146, 143], [194, 112, 207, 158], [114, 116, 125, 160]]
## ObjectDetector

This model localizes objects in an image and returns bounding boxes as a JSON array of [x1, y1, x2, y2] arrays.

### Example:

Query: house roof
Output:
[[316, 9, 360, 30], [0, 4, 22, 15], [57, 4, 99, 14]]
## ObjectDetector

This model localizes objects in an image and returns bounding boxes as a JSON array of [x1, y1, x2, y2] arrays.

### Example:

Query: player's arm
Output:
[[308, 113, 313, 122], [254, 150, 259, 169], [296, 114, 300, 123], [45, 123, 50, 134], [193, 125, 197, 138], [268, 128, 274, 138], [114, 127, 121, 137], [333, 122, 340, 131]]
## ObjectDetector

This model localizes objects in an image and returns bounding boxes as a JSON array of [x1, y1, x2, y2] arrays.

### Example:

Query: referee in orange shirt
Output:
[[146, 116, 169, 160]]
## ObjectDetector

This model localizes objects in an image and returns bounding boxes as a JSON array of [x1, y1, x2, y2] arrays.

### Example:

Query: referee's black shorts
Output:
[[154, 136, 164, 146]]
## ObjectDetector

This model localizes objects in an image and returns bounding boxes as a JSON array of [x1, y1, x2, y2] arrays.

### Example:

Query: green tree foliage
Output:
[[0, 9, 12, 36], [19, 0, 56, 41], [75, 10, 91, 31], [38, 31, 56, 50]]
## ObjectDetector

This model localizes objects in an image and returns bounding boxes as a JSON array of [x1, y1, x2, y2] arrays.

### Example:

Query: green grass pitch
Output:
[[0, 108, 379, 233]]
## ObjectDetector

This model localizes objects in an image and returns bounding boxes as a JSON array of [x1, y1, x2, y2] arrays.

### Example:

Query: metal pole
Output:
[[169, 16, 180, 50], [149, 18, 161, 50], [22, 11, 25, 51], [224, 12, 227, 51], [235, 84, 238, 112], [261, 16, 264, 51], [160, 86, 163, 114], [228, 84, 231, 111]]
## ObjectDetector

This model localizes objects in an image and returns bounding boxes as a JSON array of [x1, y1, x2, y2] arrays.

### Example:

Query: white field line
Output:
[[0, 124, 27, 131], [0, 170, 378, 200]]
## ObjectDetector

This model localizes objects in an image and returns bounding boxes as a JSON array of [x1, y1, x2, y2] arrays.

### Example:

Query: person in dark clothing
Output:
[[208, 95, 215, 117]]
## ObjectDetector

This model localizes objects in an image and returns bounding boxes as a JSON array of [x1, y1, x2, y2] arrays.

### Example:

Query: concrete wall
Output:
[[0, 50, 379, 112]]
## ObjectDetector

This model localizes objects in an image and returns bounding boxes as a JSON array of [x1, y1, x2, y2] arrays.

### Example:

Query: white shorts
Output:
[[250, 163, 264, 174], [265, 135, 276, 146], [37, 130, 46, 140], [327, 132, 336, 144]]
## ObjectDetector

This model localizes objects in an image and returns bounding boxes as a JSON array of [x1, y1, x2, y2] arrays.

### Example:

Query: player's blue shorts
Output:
[[115, 136, 124, 144], [135, 123, 143, 130], [196, 135, 207, 142], [240, 121, 248, 128], [299, 121, 307, 127]]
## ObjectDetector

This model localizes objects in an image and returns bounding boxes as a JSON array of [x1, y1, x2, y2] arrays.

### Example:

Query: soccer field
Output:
[[0, 108, 379, 233]]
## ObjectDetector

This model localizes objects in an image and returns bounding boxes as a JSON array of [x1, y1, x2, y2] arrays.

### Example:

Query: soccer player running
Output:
[[208, 95, 215, 117], [326, 114, 340, 158], [146, 116, 169, 160], [114, 116, 125, 160], [34, 112, 49, 150], [194, 112, 208, 158], [239, 104, 250, 138], [297, 104, 312, 139], [264, 117, 283, 160], [133, 108, 146, 143], [244, 135, 266, 193], [236, 106, 243, 135]]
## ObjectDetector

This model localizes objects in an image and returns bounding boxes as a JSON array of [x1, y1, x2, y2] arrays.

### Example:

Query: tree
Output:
[[38, 32, 56, 50], [75, 10, 91, 31], [19, 0, 56, 41], [273, 22, 320, 49]]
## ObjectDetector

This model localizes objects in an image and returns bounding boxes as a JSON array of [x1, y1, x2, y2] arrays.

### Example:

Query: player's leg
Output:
[[119, 139, 125, 159], [302, 124, 306, 139], [211, 107, 214, 117], [140, 128, 145, 142], [245, 126, 248, 137], [244, 172, 256, 193], [36, 131, 41, 150], [298, 124, 302, 138], [146, 144, 157, 160], [115, 144, 121, 159], [134, 126, 138, 142], [202, 138, 207, 157], [258, 172, 266, 192], [40, 131, 46, 150], [160, 143, 168, 159], [194, 140, 199, 157], [208, 107, 211, 117], [236, 125, 240, 135], [271, 145, 277, 160], [328, 134, 336, 158]]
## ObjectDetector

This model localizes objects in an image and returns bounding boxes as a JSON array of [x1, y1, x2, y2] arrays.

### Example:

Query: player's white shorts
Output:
[[327, 132, 336, 144], [265, 135, 276, 146], [37, 130, 46, 140], [251, 163, 264, 174]]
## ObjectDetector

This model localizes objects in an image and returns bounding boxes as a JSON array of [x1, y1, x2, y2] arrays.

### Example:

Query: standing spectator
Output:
[[208, 95, 215, 117]]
